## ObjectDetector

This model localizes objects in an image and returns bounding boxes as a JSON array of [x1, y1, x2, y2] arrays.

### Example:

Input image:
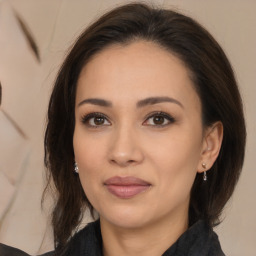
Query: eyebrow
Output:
[[136, 96, 183, 108], [78, 96, 183, 108], [78, 98, 112, 107]]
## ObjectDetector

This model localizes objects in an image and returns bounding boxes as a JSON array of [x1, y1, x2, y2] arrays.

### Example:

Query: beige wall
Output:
[[0, 0, 255, 255]]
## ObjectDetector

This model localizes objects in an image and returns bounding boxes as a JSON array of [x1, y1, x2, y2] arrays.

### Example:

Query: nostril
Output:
[[110, 158, 137, 167]]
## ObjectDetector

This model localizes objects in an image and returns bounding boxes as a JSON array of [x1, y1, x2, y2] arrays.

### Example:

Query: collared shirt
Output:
[[0, 220, 225, 256]]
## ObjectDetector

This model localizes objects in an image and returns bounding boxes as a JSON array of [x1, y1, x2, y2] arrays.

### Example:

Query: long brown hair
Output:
[[44, 2, 246, 254]]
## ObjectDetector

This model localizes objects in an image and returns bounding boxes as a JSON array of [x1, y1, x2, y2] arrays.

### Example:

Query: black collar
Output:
[[66, 219, 225, 256], [0, 220, 225, 256]]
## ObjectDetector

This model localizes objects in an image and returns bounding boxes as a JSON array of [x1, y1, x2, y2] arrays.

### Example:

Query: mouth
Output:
[[104, 176, 151, 199]]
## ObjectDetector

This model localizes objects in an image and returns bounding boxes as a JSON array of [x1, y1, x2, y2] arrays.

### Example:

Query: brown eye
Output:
[[93, 116, 105, 125], [81, 112, 111, 127], [143, 112, 175, 127], [153, 115, 165, 125]]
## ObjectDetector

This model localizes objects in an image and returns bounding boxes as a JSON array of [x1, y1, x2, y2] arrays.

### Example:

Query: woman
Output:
[[0, 2, 246, 256]]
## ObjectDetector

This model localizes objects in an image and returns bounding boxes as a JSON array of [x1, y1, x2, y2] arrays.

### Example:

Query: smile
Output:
[[104, 176, 151, 199]]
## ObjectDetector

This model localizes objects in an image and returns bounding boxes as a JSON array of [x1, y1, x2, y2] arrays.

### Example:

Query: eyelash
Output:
[[81, 112, 110, 128], [144, 111, 175, 127], [80, 111, 175, 128]]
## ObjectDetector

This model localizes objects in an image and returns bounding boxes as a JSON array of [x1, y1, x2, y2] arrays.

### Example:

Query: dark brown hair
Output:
[[44, 2, 246, 253]]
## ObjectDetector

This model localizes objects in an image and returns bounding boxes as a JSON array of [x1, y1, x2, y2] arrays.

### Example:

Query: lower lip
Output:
[[105, 185, 150, 199]]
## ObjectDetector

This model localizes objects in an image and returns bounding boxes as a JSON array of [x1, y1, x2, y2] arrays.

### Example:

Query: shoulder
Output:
[[187, 221, 225, 256], [0, 221, 101, 256], [163, 220, 225, 256], [0, 243, 54, 256], [64, 220, 102, 256]]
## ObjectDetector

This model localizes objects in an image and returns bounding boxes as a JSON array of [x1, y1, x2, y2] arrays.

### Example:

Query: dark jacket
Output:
[[0, 220, 225, 256]]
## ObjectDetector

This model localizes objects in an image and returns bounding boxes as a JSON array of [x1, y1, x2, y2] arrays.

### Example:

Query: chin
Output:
[[99, 204, 151, 229]]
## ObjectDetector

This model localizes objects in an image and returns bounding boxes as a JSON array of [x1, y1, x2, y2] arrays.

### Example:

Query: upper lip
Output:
[[104, 176, 151, 186]]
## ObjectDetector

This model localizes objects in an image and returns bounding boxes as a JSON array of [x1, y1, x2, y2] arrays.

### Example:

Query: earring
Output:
[[203, 171, 207, 181], [74, 162, 79, 173], [202, 163, 207, 181]]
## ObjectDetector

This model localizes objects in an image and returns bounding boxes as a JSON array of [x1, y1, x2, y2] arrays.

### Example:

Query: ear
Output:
[[197, 121, 223, 173]]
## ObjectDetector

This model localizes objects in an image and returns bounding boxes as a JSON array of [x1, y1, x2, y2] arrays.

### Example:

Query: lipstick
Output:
[[104, 176, 151, 199]]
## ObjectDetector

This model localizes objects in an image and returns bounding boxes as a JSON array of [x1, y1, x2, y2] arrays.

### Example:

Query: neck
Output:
[[100, 211, 188, 256]]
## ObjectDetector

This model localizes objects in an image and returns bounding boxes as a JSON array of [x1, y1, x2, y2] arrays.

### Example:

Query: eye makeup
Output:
[[80, 110, 176, 129], [81, 112, 111, 128], [143, 111, 176, 127]]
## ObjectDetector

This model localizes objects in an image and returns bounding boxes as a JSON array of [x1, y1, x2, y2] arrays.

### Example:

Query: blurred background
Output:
[[0, 0, 255, 255]]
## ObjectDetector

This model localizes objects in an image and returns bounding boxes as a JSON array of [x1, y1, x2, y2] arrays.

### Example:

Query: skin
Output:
[[73, 41, 223, 256]]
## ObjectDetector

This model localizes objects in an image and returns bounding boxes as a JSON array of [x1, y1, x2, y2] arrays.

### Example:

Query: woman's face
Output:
[[73, 41, 206, 229]]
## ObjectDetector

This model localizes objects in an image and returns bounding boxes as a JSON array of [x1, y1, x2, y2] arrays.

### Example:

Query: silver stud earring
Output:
[[202, 163, 207, 181], [74, 162, 79, 173]]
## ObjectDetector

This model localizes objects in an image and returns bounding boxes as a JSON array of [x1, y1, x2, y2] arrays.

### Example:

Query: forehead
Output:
[[76, 40, 200, 110]]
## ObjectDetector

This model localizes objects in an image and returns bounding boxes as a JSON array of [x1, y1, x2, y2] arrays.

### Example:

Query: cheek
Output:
[[149, 127, 202, 168], [73, 127, 106, 198], [73, 125, 107, 167], [147, 128, 202, 193]]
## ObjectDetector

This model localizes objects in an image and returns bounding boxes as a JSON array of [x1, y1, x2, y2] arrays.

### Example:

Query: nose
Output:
[[108, 126, 144, 167]]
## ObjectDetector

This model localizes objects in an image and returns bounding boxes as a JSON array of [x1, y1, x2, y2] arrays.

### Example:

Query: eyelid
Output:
[[80, 112, 111, 127], [143, 111, 175, 127], [80, 111, 175, 128]]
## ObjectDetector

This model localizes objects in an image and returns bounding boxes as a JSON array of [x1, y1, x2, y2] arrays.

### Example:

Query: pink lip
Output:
[[104, 176, 151, 199]]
